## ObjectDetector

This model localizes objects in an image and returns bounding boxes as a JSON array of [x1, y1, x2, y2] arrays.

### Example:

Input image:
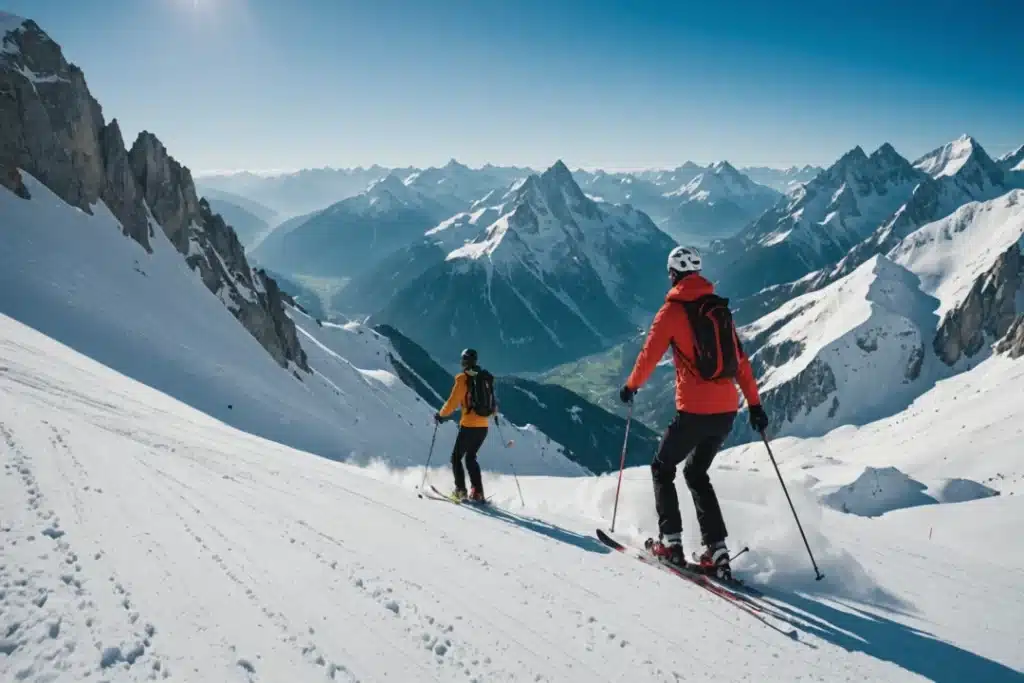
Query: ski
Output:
[[420, 484, 492, 506], [596, 529, 798, 638]]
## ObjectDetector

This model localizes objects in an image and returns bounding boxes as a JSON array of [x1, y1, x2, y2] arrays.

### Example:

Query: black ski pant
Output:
[[651, 410, 736, 547], [451, 426, 488, 493]]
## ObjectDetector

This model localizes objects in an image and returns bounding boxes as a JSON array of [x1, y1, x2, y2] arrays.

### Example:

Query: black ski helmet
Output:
[[460, 348, 478, 367]]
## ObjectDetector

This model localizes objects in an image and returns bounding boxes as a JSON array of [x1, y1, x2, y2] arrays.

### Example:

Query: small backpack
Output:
[[679, 294, 740, 381], [464, 369, 497, 417]]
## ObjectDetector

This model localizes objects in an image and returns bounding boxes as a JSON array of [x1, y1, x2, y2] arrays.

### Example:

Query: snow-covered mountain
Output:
[[573, 170, 672, 214], [707, 144, 928, 299], [998, 145, 1024, 173], [195, 166, 401, 219], [204, 197, 272, 248], [732, 190, 1024, 443], [402, 159, 525, 215], [739, 164, 824, 193], [0, 14, 586, 478], [371, 161, 679, 373], [249, 173, 452, 278], [661, 161, 781, 245], [735, 136, 1016, 324], [0, 16, 306, 373], [635, 161, 707, 189]]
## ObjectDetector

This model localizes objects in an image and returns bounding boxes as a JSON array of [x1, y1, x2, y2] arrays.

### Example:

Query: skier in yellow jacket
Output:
[[435, 348, 496, 501]]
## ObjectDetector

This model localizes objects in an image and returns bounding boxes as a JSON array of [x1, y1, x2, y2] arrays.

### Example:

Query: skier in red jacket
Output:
[[619, 245, 769, 577]]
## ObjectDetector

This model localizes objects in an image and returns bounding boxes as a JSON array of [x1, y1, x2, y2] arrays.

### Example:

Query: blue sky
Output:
[[5, 0, 1022, 172]]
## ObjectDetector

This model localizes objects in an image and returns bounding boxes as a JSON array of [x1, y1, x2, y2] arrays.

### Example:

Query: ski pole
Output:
[[417, 422, 439, 498], [761, 430, 824, 581], [494, 417, 524, 507], [610, 403, 633, 533], [510, 461, 525, 507]]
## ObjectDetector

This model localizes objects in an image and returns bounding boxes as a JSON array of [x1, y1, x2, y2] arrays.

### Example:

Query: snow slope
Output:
[[889, 189, 1024, 318], [742, 255, 941, 435], [0, 174, 582, 478], [2, 304, 1023, 682]]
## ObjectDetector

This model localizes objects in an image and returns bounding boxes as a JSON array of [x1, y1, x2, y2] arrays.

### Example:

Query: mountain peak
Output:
[[444, 158, 469, 171], [545, 159, 572, 176], [709, 160, 742, 177], [913, 135, 996, 180], [367, 172, 409, 196]]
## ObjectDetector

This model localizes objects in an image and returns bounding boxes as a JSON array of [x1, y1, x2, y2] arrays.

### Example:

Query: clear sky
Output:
[[5, 0, 1022, 173]]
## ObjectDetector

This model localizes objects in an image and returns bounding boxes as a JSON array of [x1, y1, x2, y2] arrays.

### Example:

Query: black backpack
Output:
[[464, 369, 497, 417], [678, 294, 740, 381]]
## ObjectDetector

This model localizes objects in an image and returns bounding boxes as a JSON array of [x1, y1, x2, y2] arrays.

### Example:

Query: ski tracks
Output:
[[0, 420, 165, 682]]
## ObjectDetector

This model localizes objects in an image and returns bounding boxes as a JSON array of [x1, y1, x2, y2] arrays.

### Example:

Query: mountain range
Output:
[[545, 139, 1024, 447], [0, 14, 649, 477]]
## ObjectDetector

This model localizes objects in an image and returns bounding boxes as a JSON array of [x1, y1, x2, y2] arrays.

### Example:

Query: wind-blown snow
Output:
[[0, 173, 583, 477], [2, 308, 1023, 682], [889, 189, 1024, 317]]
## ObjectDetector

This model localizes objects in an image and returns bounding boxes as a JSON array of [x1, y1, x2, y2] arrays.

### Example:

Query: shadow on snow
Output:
[[459, 502, 611, 555], [759, 588, 1023, 682]]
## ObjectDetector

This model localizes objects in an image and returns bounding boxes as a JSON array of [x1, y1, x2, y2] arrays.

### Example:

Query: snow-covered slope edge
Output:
[[371, 323, 662, 474], [2, 303, 1023, 682], [0, 173, 583, 477], [732, 190, 1024, 443], [0, 16, 306, 372]]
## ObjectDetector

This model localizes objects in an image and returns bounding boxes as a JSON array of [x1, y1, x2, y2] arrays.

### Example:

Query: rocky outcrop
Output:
[[0, 19, 151, 248], [995, 315, 1024, 358], [1, 17, 308, 373], [933, 244, 1022, 365], [725, 356, 838, 447]]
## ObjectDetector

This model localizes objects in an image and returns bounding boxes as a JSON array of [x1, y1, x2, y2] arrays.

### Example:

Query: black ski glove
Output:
[[433, 413, 445, 425], [749, 404, 769, 433], [619, 385, 636, 404]]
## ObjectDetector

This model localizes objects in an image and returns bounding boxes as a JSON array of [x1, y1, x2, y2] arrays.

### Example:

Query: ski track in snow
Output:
[[2, 314, 1023, 682]]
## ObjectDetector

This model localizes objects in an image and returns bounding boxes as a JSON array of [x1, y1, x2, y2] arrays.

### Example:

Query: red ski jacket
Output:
[[626, 274, 761, 415]]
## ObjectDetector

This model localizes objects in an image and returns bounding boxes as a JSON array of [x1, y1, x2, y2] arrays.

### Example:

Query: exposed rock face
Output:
[[752, 357, 838, 442], [995, 315, 1024, 359], [1, 17, 308, 373], [934, 245, 1022, 365], [0, 19, 151, 247]]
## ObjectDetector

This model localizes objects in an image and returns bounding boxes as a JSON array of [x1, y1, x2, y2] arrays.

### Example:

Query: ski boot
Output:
[[693, 541, 732, 580], [468, 487, 486, 504], [449, 488, 468, 502], [645, 535, 686, 569]]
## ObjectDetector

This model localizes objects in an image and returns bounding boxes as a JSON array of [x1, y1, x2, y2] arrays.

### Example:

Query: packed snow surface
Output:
[[2, 311, 1023, 681]]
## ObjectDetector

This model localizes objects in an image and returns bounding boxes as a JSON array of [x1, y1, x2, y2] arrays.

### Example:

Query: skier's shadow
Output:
[[758, 587, 1022, 682], [462, 503, 611, 555]]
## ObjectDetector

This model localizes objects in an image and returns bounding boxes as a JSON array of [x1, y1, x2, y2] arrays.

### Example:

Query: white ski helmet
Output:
[[667, 245, 702, 275]]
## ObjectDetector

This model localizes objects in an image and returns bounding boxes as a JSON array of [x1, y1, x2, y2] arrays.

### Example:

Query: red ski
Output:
[[596, 529, 798, 638]]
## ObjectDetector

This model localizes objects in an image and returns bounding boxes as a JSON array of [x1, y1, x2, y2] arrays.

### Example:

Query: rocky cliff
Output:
[[1, 16, 307, 372], [934, 244, 1023, 365]]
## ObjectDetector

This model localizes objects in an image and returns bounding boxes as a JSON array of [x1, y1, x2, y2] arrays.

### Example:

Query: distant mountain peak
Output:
[[367, 172, 411, 196], [542, 159, 574, 183], [913, 135, 994, 179]]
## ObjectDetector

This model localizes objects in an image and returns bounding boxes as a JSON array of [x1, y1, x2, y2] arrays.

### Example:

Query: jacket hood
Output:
[[666, 273, 715, 303]]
